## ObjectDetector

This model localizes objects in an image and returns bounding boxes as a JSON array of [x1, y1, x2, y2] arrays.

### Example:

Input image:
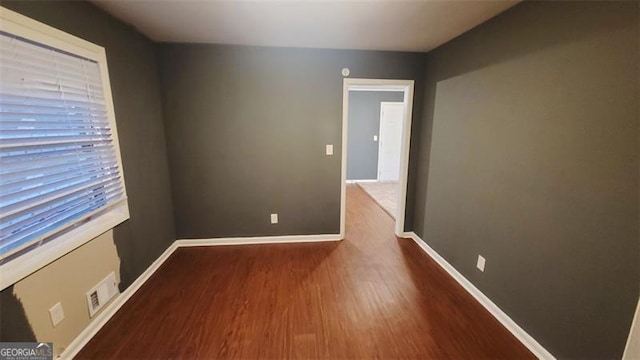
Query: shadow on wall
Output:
[[113, 222, 135, 291], [0, 286, 36, 342], [413, 0, 640, 231]]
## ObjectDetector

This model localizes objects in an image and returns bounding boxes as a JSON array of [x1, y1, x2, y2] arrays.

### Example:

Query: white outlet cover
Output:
[[49, 302, 64, 327], [373, 135, 378, 141], [476, 255, 486, 272], [326, 144, 334, 156], [270, 213, 278, 224]]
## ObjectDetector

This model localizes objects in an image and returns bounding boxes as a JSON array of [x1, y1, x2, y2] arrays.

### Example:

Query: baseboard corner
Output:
[[398, 231, 415, 239]]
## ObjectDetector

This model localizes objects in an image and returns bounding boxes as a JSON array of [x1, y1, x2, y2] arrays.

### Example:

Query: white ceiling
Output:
[[92, 0, 519, 52]]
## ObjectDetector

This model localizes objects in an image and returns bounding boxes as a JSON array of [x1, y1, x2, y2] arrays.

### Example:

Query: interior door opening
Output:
[[340, 79, 415, 238]]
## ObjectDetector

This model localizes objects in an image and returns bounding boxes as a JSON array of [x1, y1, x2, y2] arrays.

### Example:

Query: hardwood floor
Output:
[[77, 185, 534, 359]]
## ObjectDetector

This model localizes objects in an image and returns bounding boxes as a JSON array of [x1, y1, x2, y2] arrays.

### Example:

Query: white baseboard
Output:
[[623, 298, 640, 359], [177, 234, 342, 247], [404, 232, 555, 360], [60, 242, 179, 360], [347, 179, 378, 183]]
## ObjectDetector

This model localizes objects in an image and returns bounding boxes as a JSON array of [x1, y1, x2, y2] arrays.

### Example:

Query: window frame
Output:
[[0, 7, 130, 291]]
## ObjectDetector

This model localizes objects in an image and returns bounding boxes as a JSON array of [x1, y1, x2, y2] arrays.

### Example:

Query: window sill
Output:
[[0, 202, 129, 291]]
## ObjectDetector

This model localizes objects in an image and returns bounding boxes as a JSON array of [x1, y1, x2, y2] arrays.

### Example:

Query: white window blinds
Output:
[[0, 31, 127, 261]]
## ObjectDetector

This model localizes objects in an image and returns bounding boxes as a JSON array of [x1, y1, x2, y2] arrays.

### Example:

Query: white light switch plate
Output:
[[326, 144, 333, 156], [49, 302, 64, 327], [373, 135, 378, 141], [270, 213, 278, 224], [476, 255, 486, 272]]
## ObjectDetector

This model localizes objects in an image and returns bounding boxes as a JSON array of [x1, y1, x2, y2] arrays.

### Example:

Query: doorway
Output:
[[340, 79, 415, 238]]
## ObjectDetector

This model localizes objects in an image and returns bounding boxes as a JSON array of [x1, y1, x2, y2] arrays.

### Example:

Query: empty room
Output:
[[0, 0, 638, 359]]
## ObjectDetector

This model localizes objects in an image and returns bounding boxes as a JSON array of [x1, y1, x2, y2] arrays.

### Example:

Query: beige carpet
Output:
[[356, 181, 398, 218]]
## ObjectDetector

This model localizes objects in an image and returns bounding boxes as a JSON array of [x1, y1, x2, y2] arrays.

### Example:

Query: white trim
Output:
[[377, 102, 384, 181], [404, 232, 555, 360], [341, 78, 414, 238], [177, 234, 342, 247], [623, 298, 640, 359], [0, 6, 103, 58], [349, 85, 406, 92], [59, 242, 179, 360], [341, 81, 349, 238], [348, 179, 378, 183], [395, 84, 414, 236], [0, 208, 128, 291]]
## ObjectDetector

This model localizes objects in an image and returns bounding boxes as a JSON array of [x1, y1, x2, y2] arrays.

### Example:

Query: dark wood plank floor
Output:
[[77, 185, 534, 359]]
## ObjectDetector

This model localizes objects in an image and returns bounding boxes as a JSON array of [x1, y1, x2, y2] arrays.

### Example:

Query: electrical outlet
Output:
[[476, 255, 486, 272], [373, 135, 378, 141], [270, 213, 278, 224], [326, 144, 333, 156], [49, 302, 64, 327]]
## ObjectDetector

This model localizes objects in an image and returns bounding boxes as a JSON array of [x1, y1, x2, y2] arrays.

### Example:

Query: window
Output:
[[0, 7, 129, 290]]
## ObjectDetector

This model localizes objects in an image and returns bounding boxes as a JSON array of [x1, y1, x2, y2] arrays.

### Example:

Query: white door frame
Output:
[[623, 297, 640, 359], [340, 78, 415, 238]]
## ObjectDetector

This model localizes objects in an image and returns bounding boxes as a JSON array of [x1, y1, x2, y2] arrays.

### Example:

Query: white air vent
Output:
[[86, 272, 119, 318]]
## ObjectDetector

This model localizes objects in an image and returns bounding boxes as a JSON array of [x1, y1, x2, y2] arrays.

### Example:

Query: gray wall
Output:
[[410, 1, 639, 358], [158, 44, 424, 239], [347, 91, 404, 180], [1, 0, 175, 304], [3, 1, 636, 357]]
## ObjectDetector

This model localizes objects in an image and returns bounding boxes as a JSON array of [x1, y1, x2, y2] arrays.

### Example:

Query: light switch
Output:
[[326, 144, 334, 156], [270, 213, 278, 224], [373, 135, 378, 141], [49, 302, 64, 327]]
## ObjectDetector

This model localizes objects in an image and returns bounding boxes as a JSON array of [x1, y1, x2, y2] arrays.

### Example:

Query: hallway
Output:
[[77, 185, 533, 359]]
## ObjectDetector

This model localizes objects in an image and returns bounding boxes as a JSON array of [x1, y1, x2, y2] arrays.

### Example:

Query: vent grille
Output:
[[86, 272, 119, 317], [90, 291, 100, 309]]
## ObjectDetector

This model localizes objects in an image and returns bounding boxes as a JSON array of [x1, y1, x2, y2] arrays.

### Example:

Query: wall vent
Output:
[[90, 292, 99, 308], [86, 272, 119, 318]]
